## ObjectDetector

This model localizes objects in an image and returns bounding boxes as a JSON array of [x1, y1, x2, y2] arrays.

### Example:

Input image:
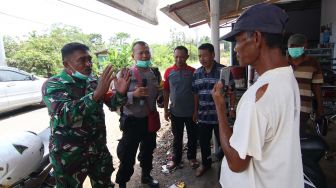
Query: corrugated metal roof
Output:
[[160, 0, 306, 28]]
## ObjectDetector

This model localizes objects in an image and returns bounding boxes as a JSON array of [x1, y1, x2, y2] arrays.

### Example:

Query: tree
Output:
[[108, 32, 131, 48], [4, 24, 107, 77]]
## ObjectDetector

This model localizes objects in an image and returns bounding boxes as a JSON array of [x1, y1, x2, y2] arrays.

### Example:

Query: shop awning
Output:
[[97, 0, 159, 25], [159, 0, 308, 28]]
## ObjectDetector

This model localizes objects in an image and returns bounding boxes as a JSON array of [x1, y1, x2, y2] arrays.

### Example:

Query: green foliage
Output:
[[150, 44, 174, 70], [199, 36, 211, 44], [4, 24, 106, 77], [4, 25, 212, 77], [103, 44, 133, 72]]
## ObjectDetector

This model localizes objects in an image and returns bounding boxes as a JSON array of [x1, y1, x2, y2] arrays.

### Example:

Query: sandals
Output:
[[189, 159, 200, 169], [167, 159, 199, 170]]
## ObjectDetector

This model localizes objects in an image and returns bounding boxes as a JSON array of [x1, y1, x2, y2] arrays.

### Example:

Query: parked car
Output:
[[0, 66, 46, 114]]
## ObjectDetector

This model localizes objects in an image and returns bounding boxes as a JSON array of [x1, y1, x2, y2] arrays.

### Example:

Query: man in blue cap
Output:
[[212, 3, 304, 188]]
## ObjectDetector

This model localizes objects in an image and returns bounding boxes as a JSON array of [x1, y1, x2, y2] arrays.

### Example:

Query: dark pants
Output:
[[116, 116, 156, 184], [171, 114, 198, 164], [198, 123, 220, 167], [300, 112, 311, 137]]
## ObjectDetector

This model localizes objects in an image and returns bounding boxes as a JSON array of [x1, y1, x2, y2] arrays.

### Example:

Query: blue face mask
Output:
[[72, 71, 89, 80], [136, 60, 152, 68], [288, 47, 304, 59], [68, 65, 89, 80]]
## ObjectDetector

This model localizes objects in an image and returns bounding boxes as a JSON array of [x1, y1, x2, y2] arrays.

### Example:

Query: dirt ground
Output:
[[83, 108, 222, 188], [1, 105, 334, 188]]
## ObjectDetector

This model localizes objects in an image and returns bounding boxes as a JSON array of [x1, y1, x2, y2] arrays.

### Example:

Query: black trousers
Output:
[[198, 123, 220, 167], [171, 114, 198, 164], [300, 112, 311, 137], [116, 116, 156, 184]]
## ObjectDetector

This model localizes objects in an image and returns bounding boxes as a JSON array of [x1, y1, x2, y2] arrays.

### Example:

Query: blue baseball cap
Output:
[[221, 3, 289, 42]]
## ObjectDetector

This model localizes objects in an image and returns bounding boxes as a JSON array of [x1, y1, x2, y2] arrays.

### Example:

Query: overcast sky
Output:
[[0, 0, 217, 44]]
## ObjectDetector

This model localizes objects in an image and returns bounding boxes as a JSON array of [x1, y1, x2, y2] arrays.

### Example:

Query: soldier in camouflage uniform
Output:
[[42, 42, 130, 188]]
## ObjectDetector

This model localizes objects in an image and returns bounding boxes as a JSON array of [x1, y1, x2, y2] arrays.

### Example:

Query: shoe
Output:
[[141, 175, 159, 188], [195, 165, 211, 177], [118, 182, 126, 188], [189, 159, 200, 169]]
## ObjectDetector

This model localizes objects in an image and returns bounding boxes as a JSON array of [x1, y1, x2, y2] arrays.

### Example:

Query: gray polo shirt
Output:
[[163, 64, 195, 117]]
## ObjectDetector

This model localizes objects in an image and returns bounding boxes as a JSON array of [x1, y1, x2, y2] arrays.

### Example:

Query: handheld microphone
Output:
[[140, 78, 147, 106]]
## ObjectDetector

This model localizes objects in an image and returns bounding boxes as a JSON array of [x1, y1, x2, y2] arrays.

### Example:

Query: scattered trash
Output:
[[161, 165, 169, 174], [169, 181, 186, 188]]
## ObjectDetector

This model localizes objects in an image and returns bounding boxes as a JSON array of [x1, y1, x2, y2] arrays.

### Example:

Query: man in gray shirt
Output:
[[163, 46, 199, 170]]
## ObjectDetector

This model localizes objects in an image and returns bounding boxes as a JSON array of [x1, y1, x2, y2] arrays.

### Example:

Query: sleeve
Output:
[[42, 80, 100, 127], [312, 60, 324, 84], [104, 91, 127, 111], [163, 68, 170, 91], [229, 101, 268, 161]]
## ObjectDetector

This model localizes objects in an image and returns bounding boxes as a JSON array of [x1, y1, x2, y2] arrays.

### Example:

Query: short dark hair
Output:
[[132, 41, 148, 52], [61, 42, 89, 61], [246, 31, 284, 49], [174, 46, 188, 54], [198, 43, 214, 53]]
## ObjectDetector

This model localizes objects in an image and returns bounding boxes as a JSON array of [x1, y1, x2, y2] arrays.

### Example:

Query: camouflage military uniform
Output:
[[42, 70, 126, 188]]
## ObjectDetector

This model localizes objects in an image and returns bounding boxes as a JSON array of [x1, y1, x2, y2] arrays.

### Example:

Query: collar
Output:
[[173, 63, 188, 70], [201, 61, 218, 74]]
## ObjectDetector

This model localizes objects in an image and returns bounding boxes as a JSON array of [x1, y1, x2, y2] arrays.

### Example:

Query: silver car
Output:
[[0, 66, 46, 114]]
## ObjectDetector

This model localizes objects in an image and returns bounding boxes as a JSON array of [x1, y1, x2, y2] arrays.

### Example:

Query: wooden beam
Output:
[[204, 0, 211, 18], [189, 19, 209, 28], [169, 0, 204, 13], [236, 0, 241, 11]]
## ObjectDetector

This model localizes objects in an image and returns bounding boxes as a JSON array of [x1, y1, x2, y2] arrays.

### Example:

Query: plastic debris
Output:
[[161, 165, 169, 174], [169, 181, 185, 188]]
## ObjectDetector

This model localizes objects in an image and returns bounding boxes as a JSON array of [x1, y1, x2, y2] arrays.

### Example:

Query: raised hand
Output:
[[212, 81, 226, 107], [113, 68, 131, 94], [93, 65, 115, 101]]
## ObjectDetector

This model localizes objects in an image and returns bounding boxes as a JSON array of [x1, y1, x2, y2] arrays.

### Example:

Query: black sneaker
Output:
[[141, 176, 159, 188]]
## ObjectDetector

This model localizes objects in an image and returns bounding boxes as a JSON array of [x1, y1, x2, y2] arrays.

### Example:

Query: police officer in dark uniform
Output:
[[116, 41, 160, 188]]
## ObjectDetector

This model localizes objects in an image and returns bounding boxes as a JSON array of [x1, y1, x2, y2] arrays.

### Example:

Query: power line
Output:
[[54, 0, 147, 29], [0, 10, 48, 26]]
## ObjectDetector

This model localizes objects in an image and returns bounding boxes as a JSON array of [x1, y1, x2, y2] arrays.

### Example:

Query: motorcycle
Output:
[[0, 128, 54, 188], [302, 116, 330, 188]]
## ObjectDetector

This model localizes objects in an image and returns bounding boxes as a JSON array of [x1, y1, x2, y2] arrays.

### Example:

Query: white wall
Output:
[[321, 0, 336, 62], [0, 34, 6, 66]]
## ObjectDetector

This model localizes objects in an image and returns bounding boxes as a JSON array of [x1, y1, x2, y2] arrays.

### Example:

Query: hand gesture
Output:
[[94, 65, 115, 101], [133, 86, 149, 98], [113, 68, 131, 94], [212, 81, 226, 107]]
